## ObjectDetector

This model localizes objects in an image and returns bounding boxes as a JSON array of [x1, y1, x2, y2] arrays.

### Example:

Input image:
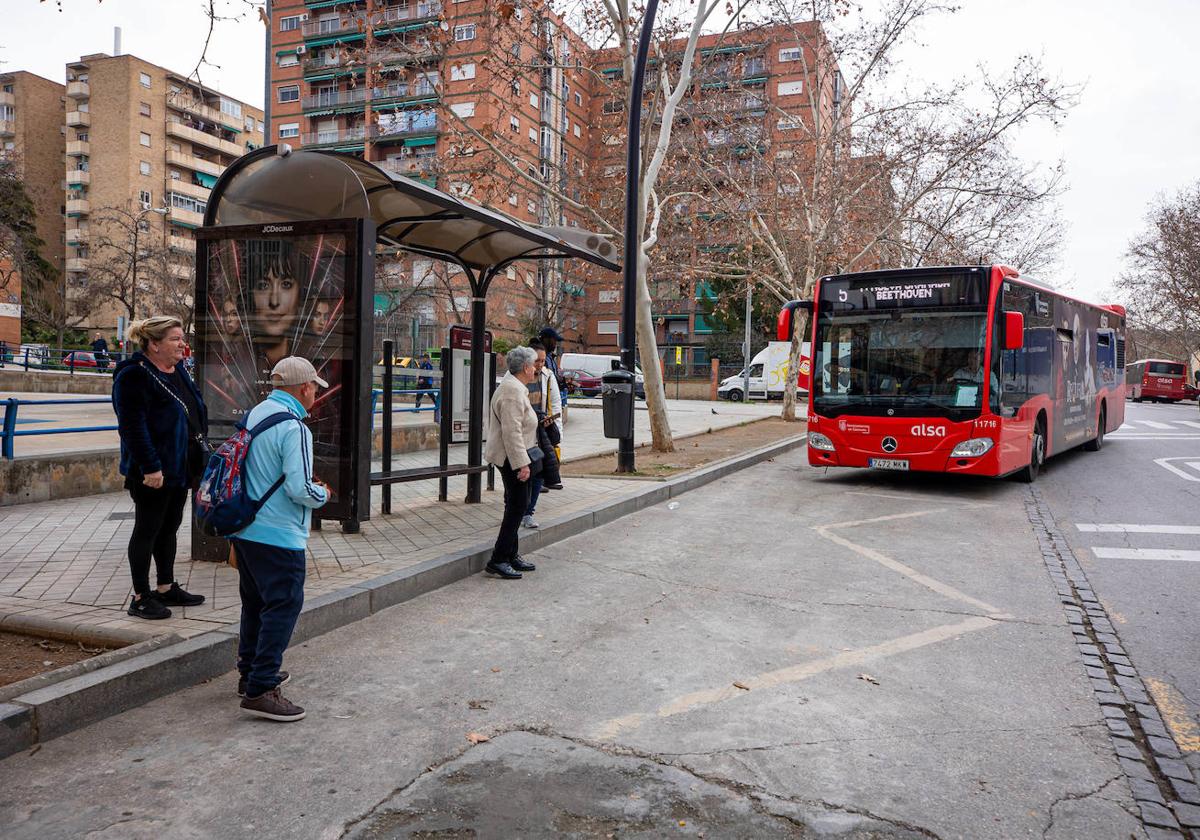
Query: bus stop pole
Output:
[[466, 291, 486, 504], [382, 339, 393, 515], [617, 0, 660, 474]]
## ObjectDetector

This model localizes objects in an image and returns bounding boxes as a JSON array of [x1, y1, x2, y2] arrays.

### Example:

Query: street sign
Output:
[[674, 346, 682, 364]]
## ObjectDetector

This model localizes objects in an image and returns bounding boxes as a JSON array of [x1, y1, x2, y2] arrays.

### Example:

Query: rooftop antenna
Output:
[[114, 26, 122, 56]]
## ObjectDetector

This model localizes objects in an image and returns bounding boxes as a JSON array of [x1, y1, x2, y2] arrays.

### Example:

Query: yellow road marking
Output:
[[1145, 678, 1200, 752]]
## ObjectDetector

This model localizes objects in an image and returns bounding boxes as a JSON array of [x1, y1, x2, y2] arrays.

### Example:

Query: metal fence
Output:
[[0, 345, 127, 375], [0, 397, 117, 460]]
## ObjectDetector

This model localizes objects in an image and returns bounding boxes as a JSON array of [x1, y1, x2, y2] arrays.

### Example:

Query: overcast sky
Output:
[[4, 0, 1199, 303]]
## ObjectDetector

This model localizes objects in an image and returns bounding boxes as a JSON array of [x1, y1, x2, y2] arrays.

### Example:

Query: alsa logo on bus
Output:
[[910, 424, 947, 437]]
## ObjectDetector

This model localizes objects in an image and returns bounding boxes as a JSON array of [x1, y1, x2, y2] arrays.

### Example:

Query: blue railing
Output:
[[0, 346, 129, 375], [1, 397, 118, 460], [371, 388, 439, 418]]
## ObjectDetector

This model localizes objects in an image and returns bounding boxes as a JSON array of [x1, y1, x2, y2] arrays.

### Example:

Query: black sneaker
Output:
[[240, 687, 305, 722], [128, 593, 172, 620], [156, 582, 205, 607], [509, 556, 536, 572], [237, 671, 291, 698]]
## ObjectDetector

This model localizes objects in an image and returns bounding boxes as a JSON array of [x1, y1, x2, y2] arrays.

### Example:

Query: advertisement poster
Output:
[[194, 220, 365, 521]]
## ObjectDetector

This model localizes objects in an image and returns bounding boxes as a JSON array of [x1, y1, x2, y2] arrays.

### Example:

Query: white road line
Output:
[[1077, 524, 1200, 535], [1136, 420, 1176, 429], [1108, 435, 1200, 441], [1179, 421, 1200, 430], [1092, 548, 1200, 562], [1157, 458, 1200, 482]]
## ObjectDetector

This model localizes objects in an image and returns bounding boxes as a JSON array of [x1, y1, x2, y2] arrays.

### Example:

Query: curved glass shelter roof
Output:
[[203, 145, 620, 278]]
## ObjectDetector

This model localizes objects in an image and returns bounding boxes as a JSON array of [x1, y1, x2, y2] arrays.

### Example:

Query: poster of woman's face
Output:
[[196, 232, 353, 518]]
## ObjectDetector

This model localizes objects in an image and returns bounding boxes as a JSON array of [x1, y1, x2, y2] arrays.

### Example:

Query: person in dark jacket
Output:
[[113, 316, 209, 620]]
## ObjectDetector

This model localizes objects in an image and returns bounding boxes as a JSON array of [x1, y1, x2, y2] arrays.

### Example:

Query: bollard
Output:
[[2, 397, 18, 460]]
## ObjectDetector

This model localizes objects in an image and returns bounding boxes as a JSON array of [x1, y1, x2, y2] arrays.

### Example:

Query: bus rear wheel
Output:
[[1018, 419, 1046, 483], [1084, 406, 1105, 452]]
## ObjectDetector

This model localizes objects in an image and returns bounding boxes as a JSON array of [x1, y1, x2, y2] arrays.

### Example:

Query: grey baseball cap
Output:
[[270, 356, 329, 388]]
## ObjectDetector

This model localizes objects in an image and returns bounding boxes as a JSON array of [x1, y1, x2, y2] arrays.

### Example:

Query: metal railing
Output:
[[0, 346, 124, 375], [1, 397, 117, 460]]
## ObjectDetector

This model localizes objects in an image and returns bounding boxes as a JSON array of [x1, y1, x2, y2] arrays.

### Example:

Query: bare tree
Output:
[[82, 203, 183, 325], [1117, 181, 1200, 370]]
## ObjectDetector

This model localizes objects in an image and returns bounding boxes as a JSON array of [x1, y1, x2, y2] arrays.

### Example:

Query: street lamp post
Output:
[[617, 0, 661, 473], [130, 205, 167, 321]]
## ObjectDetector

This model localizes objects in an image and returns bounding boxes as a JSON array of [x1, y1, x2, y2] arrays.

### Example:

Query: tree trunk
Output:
[[635, 251, 673, 452], [780, 310, 810, 422]]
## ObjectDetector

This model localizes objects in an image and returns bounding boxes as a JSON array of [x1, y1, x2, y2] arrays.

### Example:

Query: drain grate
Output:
[[107, 512, 136, 521]]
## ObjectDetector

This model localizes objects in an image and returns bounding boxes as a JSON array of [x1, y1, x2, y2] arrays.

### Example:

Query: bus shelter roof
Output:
[[202, 146, 620, 276]]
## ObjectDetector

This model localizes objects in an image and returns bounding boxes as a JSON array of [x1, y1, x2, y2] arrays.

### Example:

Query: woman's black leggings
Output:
[[127, 483, 189, 596]]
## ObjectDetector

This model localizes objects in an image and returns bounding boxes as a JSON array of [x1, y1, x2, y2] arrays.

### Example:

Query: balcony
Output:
[[166, 150, 224, 178], [168, 179, 212, 202], [303, 41, 443, 75], [169, 235, 196, 254], [301, 2, 443, 39], [66, 257, 89, 273], [302, 82, 434, 113], [167, 206, 205, 228], [166, 117, 243, 157], [65, 227, 88, 245], [301, 126, 366, 148], [66, 110, 90, 127], [378, 157, 439, 178], [66, 140, 90, 156], [168, 262, 193, 280], [370, 116, 439, 144], [0, 91, 13, 107], [66, 198, 90, 216], [66, 81, 90, 99], [0, 120, 13, 138], [166, 92, 243, 132], [66, 169, 90, 186]]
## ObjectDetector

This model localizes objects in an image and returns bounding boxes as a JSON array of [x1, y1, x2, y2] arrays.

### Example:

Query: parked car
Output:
[[562, 368, 602, 397], [559, 353, 646, 399], [61, 350, 100, 368]]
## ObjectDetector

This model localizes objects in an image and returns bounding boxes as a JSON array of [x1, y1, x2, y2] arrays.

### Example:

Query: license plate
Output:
[[869, 458, 910, 471]]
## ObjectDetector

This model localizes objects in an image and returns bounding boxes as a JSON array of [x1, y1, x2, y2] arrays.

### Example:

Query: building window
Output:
[[527, 199, 536, 213], [169, 192, 207, 214], [450, 101, 475, 118], [528, 127, 536, 143], [450, 62, 476, 81], [278, 122, 300, 139], [777, 80, 804, 96], [220, 98, 242, 119], [138, 190, 152, 209], [777, 115, 802, 130], [508, 194, 518, 205], [277, 84, 300, 103], [599, 290, 619, 303], [139, 101, 151, 117], [245, 115, 255, 131], [257, 119, 265, 133], [510, 78, 520, 95], [139, 72, 151, 88], [278, 53, 299, 68], [279, 15, 301, 31], [597, 320, 619, 335], [511, 43, 521, 60], [778, 46, 802, 62], [139, 132, 151, 147], [574, 91, 582, 106], [573, 123, 580, 138], [139, 160, 151, 176], [509, 116, 519, 132], [506, 302, 517, 317], [454, 23, 476, 41], [529, 92, 538, 108]]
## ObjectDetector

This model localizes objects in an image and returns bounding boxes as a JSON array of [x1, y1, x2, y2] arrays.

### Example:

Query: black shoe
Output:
[[509, 556, 536, 572], [485, 561, 522, 579], [544, 482, 564, 490], [238, 671, 291, 698], [128, 593, 172, 620], [156, 582, 205, 607]]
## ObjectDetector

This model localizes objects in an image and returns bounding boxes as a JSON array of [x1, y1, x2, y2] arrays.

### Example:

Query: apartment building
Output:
[[583, 22, 838, 369], [63, 52, 264, 330], [0, 71, 66, 345], [268, 0, 598, 346]]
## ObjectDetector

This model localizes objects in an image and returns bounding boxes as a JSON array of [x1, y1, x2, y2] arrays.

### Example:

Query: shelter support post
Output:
[[382, 339, 393, 515], [466, 278, 487, 503]]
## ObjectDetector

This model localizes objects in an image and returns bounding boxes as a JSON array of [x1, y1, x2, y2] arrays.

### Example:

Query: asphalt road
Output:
[[1039, 398, 1200, 778]]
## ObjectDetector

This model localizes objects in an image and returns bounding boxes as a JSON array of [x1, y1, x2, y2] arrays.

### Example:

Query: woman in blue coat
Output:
[[113, 316, 209, 619]]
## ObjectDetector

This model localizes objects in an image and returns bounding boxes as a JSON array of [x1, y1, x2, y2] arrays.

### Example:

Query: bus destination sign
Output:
[[821, 273, 985, 311]]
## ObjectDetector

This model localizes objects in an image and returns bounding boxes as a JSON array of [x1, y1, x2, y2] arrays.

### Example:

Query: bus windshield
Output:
[[813, 310, 990, 417]]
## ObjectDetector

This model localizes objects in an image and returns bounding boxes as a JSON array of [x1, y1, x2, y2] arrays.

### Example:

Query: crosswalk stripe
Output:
[[1077, 524, 1200, 535], [1092, 548, 1200, 562], [1136, 420, 1175, 429]]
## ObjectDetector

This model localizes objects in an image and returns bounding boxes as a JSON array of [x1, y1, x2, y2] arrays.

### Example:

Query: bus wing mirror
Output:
[[777, 299, 813, 341], [1004, 311, 1025, 350]]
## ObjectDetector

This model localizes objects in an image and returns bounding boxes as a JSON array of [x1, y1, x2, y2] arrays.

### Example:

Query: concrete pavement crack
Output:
[[1040, 775, 1123, 840]]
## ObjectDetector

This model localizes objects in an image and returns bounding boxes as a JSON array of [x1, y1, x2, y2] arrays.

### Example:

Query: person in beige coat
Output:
[[483, 346, 540, 579]]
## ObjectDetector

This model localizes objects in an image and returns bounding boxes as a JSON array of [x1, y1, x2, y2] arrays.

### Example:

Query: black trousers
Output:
[[127, 483, 189, 596], [233, 538, 305, 698], [492, 461, 531, 564]]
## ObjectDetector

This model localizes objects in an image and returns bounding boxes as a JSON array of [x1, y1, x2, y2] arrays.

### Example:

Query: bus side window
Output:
[[1000, 284, 1033, 413]]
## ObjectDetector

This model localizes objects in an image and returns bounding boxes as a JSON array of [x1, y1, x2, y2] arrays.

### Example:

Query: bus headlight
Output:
[[950, 437, 994, 458], [808, 432, 835, 451]]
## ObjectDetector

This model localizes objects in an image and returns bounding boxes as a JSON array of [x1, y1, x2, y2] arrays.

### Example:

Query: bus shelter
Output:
[[195, 145, 618, 536]]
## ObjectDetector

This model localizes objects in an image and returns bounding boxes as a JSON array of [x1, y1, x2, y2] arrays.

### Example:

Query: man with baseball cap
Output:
[[233, 356, 330, 722]]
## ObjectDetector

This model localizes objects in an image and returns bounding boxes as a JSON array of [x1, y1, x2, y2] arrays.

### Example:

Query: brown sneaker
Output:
[[240, 687, 305, 722]]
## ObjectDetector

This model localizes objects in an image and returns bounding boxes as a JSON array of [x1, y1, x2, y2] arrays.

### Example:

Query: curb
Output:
[[0, 433, 806, 759]]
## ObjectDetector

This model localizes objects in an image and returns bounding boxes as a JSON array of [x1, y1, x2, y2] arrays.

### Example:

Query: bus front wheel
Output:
[[1018, 419, 1046, 483]]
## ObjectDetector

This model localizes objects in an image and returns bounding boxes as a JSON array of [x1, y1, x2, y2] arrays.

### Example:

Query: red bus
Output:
[[778, 265, 1127, 482], [1127, 359, 1193, 403]]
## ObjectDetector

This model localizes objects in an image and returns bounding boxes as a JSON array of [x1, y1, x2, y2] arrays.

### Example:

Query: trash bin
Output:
[[601, 367, 635, 439]]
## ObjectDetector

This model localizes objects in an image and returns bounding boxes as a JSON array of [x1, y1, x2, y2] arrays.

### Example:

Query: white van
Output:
[[559, 353, 645, 398], [718, 342, 810, 401]]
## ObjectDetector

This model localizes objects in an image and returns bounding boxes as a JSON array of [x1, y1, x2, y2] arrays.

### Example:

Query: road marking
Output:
[[1156, 457, 1200, 482], [1136, 420, 1176, 429], [1179, 421, 1200, 430], [1144, 678, 1200, 752], [593, 615, 997, 740], [1077, 524, 1200, 535], [814, 512, 1002, 615], [1091, 548, 1200, 562]]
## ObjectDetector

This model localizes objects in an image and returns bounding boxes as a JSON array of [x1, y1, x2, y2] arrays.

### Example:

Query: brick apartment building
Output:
[[0, 71, 66, 346], [62, 53, 264, 333]]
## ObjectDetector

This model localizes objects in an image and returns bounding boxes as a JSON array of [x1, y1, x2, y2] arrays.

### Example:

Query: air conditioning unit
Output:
[[295, 44, 308, 55]]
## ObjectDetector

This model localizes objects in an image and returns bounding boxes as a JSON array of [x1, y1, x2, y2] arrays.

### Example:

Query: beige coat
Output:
[[484, 371, 538, 468]]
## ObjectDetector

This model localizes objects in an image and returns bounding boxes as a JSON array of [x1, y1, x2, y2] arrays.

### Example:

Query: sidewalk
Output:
[[0, 399, 781, 644]]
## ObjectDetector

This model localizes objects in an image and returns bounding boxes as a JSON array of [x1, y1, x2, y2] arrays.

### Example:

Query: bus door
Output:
[[998, 283, 1039, 469]]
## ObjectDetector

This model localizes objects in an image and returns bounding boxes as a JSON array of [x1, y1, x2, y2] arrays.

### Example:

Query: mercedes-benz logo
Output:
[[881, 436, 898, 453]]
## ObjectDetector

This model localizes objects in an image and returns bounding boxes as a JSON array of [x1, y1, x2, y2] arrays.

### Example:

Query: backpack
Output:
[[194, 412, 296, 538]]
